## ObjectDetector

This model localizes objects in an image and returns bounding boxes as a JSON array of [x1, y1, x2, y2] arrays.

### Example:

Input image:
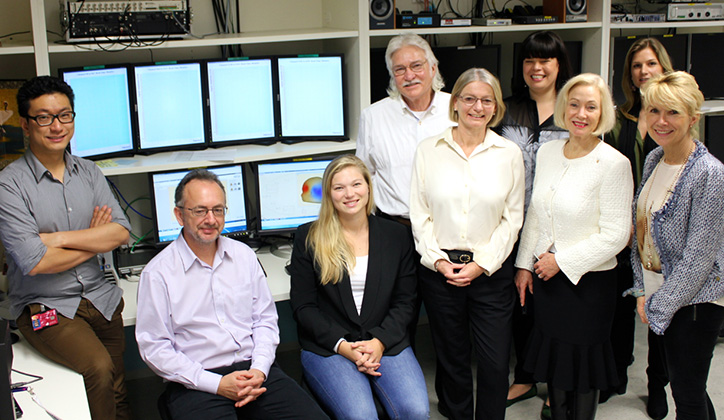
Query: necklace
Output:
[[641, 144, 694, 270]]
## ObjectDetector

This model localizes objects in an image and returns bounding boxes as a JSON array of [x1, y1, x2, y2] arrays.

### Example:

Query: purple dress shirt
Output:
[[135, 233, 279, 394]]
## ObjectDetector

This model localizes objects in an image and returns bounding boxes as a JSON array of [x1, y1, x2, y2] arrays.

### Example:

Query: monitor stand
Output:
[[270, 241, 293, 259]]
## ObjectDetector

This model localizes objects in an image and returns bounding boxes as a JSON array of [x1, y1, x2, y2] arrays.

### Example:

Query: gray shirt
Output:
[[0, 150, 131, 320]]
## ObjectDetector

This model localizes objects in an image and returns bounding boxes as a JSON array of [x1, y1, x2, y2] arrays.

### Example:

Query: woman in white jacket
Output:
[[514, 73, 633, 420]]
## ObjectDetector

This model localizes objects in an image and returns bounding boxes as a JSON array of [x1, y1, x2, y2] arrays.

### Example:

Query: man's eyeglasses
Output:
[[26, 112, 76, 127], [179, 206, 227, 218], [392, 60, 428, 76]]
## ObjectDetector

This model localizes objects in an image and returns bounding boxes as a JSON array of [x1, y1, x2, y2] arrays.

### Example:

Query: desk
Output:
[[11, 334, 91, 420], [118, 244, 292, 326]]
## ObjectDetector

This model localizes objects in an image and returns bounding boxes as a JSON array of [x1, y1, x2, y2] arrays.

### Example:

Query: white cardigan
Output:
[[515, 139, 633, 284]]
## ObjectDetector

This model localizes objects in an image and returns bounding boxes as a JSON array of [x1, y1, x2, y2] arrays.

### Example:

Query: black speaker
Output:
[[543, 0, 587, 22], [370, 0, 395, 29]]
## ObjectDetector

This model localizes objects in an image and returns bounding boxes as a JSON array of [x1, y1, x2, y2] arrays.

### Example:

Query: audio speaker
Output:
[[543, 0, 587, 22], [370, 0, 395, 29]]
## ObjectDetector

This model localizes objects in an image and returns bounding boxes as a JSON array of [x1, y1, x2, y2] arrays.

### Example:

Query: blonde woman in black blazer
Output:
[[289, 155, 429, 420]]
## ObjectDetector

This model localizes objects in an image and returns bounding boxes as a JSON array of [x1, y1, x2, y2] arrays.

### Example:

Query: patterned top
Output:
[[626, 141, 724, 334]]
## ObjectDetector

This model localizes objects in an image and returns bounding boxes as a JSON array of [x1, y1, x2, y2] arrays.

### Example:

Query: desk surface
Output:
[[11, 334, 91, 420], [119, 244, 292, 326]]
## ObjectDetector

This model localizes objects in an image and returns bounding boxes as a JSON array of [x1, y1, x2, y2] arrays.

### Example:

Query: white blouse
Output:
[[515, 139, 633, 284], [410, 127, 525, 275]]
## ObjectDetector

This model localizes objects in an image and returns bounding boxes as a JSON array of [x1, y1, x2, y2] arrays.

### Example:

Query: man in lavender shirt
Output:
[[135, 169, 328, 420]]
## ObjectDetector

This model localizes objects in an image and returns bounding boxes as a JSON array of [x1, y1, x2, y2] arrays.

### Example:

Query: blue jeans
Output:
[[301, 346, 429, 420]]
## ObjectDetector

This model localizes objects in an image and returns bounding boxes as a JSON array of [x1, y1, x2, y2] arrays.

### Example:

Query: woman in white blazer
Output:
[[514, 73, 633, 420]]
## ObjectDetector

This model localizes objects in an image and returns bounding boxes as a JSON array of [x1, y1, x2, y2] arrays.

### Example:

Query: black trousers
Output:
[[164, 361, 329, 420], [652, 303, 724, 420], [419, 258, 515, 420]]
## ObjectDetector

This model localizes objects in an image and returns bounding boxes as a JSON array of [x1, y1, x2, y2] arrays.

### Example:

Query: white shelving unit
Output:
[[1, 0, 722, 176]]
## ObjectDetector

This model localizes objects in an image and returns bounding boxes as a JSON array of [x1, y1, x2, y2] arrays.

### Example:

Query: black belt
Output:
[[443, 249, 473, 264]]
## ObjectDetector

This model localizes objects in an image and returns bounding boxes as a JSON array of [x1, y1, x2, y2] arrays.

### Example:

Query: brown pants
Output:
[[17, 298, 130, 420]]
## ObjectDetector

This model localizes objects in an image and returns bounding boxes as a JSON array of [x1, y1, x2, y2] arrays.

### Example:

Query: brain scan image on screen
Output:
[[301, 176, 323, 203]]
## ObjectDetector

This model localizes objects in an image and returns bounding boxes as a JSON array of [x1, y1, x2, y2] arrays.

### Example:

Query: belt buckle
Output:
[[459, 253, 471, 264]]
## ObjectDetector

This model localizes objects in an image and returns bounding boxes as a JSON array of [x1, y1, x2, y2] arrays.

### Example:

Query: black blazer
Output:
[[289, 215, 417, 357]]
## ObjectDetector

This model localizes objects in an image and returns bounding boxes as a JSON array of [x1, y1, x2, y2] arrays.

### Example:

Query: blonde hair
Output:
[[620, 38, 674, 116], [641, 71, 704, 138], [554, 73, 616, 137], [306, 155, 375, 285], [385, 33, 445, 99], [448, 68, 506, 127]]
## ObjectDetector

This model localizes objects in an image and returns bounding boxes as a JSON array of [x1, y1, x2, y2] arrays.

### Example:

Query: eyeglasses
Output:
[[457, 95, 496, 107], [392, 60, 428, 76], [179, 206, 227, 218], [26, 111, 76, 127]]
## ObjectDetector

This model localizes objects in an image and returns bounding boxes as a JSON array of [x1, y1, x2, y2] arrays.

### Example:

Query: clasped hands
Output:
[[217, 368, 267, 407], [339, 338, 385, 376], [435, 259, 485, 287]]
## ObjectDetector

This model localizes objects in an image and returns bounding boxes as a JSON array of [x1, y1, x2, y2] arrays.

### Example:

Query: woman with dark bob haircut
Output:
[[496, 30, 574, 418], [627, 71, 724, 420]]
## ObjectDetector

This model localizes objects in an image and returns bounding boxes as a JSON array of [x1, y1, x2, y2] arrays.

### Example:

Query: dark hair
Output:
[[174, 169, 226, 207], [16, 76, 75, 118], [511, 31, 573, 96]]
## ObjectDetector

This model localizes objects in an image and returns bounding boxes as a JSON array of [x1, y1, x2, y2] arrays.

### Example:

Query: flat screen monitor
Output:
[[133, 61, 207, 153], [206, 58, 277, 146], [690, 33, 724, 99], [277, 55, 346, 142], [256, 157, 333, 234], [433, 44, 501, 87], [149, 164, 250, 245], [511, 40, 583, 93], [705, 114, 724, 163], [610, 34, 689, 105], [59, 65, 136, 160]]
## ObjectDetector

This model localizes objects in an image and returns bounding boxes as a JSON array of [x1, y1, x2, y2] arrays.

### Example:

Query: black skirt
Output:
[[523, 269, 619, 392]]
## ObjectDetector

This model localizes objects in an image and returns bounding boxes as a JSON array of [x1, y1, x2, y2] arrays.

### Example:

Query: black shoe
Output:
[[540, 401, 551, 420], [647, 389, 668, 420], [506, 384, 538, 407]]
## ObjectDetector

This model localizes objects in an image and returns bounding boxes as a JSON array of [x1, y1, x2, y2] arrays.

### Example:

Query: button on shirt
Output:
[[410, 127, 525, 275], [135, 234, 279, 394], [357, 92, 455, 218], [0, 151, 131, 320]]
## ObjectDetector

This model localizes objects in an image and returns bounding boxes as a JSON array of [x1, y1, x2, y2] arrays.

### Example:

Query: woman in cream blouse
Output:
[[514, 73, 633, 420], [410, 68, 525, 420]]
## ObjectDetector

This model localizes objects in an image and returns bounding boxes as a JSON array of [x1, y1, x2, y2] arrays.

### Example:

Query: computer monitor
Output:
[[277, 55, 346, 142], [690, 33, 724, 99], [149, 164, 250, 245], [255, 156, 333, 234], [610, 34, 688, 105], [205, 57, 277, 146], [0, 319, 14, 420], [58, 65, 136, 160], [133, 61, 207, 153], [705, 114, 724, 163], [433, 44, 502, 87]]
